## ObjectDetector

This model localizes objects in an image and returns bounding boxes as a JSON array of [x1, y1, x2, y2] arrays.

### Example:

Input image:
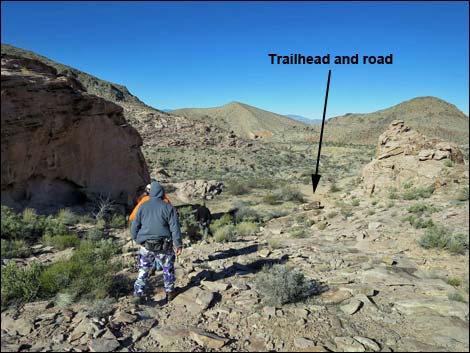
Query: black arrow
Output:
[[312, 69, 331, 193]]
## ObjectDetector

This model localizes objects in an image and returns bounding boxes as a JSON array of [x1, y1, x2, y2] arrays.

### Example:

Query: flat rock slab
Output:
[[334, 337, 365, 352], [189, 328, 229, 349], [341, 299, 363, 315], [89, 338, 121, 352], [172, 286, 215, 314], [319, 288, 353, 304], [393, 299, 469, 320], [361, 266, 417, 286], [150, 326, 189, 346], [201, 280, 230, 291], [294, 337, 316, 349]]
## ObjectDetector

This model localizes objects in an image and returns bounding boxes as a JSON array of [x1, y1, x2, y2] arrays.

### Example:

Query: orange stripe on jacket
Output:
[[129, 195, 171, 222]]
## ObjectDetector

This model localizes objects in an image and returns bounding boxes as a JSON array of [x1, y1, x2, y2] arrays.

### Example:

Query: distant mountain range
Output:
[[286, 114, 322, 125], [4, 43, 467, 145]]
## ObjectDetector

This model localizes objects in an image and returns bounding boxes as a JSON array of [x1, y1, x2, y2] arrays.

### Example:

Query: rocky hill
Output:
[[1, 44, 242, 150], [323, 97, 469, 145], [172, 102, 307, 140], [1, 54, 149, 211]]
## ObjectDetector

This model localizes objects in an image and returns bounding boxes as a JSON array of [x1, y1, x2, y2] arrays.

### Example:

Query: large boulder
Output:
[[1, 54, 150, 211], [361, 120, 466, 195], [173, 180, 224, 203]]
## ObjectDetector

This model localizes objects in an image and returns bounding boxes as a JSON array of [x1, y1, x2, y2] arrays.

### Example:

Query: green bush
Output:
[[443, 159, 454, 167], [263, 192, 279, 205], [351, 199, 360, 207], [448, 292, 466, 302], [214, 225, 237, 242], [456, 187, 469, 202], [87, 297, 116, 319], [327, 211, 338, 219], [1, 239, 32, 259], [233, 201, 260, 222], [1, 261, 43, 307], [404, 215, 434, 229], [42, 234, 80, 250], [210, 214, 234, 234], [253, 264, 310, 306], [408, 202, 438, 215], [236, 221, 258, 237], [109, 213, 126, 228], [329, 184, 341, 193], [317, 222, 327, 230], [419, 226, 469, 255], [55, 292, 75, 309], [227, 180, 250, 195], [447, 277, 462, 287], [56, 209, 78, 226], [290, 227, 309, 239], [402, 185, 434, 200], [388, 187, 399, 200], [86, 226, 105, 242], [1, 206, 42, 240], [39, 239, 120, 301]]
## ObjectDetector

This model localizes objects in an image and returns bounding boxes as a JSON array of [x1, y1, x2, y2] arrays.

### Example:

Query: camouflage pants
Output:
[[134, 246, 176, 296]]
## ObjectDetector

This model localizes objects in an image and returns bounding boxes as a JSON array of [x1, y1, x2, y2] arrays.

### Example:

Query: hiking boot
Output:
[[166, 290, 177, 303]]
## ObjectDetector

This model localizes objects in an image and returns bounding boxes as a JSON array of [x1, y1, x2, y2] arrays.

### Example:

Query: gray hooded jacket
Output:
[[130, 182, 183, 248]]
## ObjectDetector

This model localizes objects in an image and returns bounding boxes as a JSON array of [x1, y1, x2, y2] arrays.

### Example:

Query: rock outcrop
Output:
[[361, 120, 466, 195], [172, 180, 224, 203], [1, 54, 150, 211]]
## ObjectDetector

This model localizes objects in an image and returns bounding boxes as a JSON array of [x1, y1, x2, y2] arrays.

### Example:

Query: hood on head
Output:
[[149, 182, 165, 199]]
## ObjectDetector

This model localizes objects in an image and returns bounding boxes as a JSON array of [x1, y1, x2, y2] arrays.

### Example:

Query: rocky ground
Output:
[[1, 123, 468, 352], [2, 188, 468, 352]]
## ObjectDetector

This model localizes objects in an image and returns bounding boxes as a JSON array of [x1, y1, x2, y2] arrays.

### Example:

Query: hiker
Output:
[[130, 181, 173, 273], [130, 181, 183, 304], [129, 182, 172, 222], [195, 203, 212, 238]]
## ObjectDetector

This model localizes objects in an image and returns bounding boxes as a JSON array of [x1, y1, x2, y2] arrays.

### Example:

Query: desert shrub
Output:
[[448, 292, 466, 302], [261, 209, 289, 222], [317, 222, 327, 230], [404, 215, 434, 229], [227, 180, 250, 195], [92, 196, 115, 221], [86, 226, 105, 242], [210, 214, 234, 234], [447, 277, 462, 287], [351, 199, 360, 207], [263, 192, 279, 205], [456, 187, 469, 202], [1, 239, 32, 259], [87, 297, 116, 319], [56, 209, 78, 226], [236, 221, 258, 237], [253, 264, 310, 306], [443, 159, 454, 167], [109, 213, 126, 228], [387, 187, 399, 200], [233, 201, 260, 222], [277, 186, 305, 203], [1, 261, 43, 307], [329, 184, 341, 193], [1, 206, 42, 240], [178, 206, 198, 236], [268, 238, 283, 250], [408, 202, 438, 215], [402, 185, 434, 200], [419, 226, 469, 255], [42, 216, 68, 237], [214, 225, 237, 243], [42, 234, 80, 250], [39, 239, 120, 300], [327, 211, 338, 219], [78, 214, 95, 224], [290, 227, 309, 239], [55, 292, 75, 309]]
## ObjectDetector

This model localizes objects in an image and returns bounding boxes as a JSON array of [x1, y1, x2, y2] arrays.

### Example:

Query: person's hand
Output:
[[175, 247, 183, 256]]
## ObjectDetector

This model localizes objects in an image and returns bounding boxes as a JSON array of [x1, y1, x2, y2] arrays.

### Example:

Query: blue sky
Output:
[[1, 1, 469, 118]]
